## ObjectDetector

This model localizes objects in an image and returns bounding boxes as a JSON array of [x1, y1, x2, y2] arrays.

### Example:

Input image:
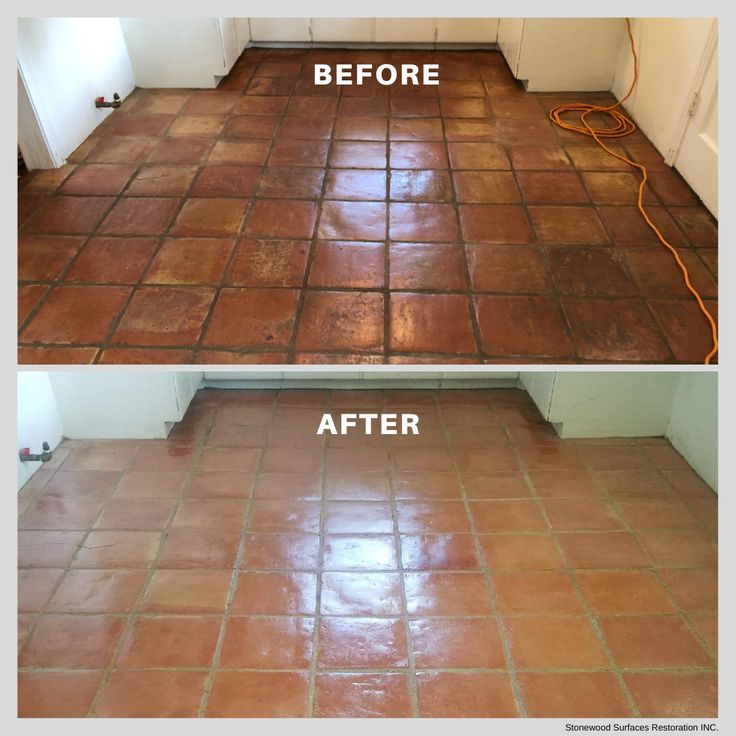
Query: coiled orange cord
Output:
[[549, 18, 718, 364]]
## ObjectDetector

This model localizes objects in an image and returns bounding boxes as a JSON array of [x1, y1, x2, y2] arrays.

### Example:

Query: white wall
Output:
[[48, 372, 203, 440], [17, 372, 63, 491], [611, 17, 716, 160], [17, 18, 135, 167], [667, 373, 717, 492], [520, 372, 679, 438]]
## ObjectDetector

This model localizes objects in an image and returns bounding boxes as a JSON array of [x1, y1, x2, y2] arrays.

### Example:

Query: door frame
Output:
[[666, 17, 718, 167]]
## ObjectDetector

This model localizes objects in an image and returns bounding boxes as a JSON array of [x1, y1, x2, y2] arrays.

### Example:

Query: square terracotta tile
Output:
[[72, 530, 161, 568], [94, 497, 176, 530], [87, 136, 158, 163], [60, 164, 137, 195], [470, 499, 547, 532], [389, 243, 467, 291], [318, 201, 387, 240], [600, 616, 712, 668], [660, 569, 717, 614], [269, 139, 329, 167], [389, 142, 448, 169], [458, 204, 533, 243], [257, 166, 325, 199], [143, 238, 234, 285], [158, 528, 240, 568], [110, 112, 173, 136], [416, 672, 519, 718], [509, 145, 572, 170], [202, 288, 300, 349], [562, 298, 671, 361], [190, 469, 257, 497], [504, 615, 608, 668], [447, 142, 509, 169], [493, 571, 584, 614], [334, 116, 388, 140], [323, 534, 398, 571], [226, 240, 309, 287], [208, 140, 270, 165], [308, 241, 385, 288], [245, 199, 318, 238], [64, 237, 158, 284], [170, 198, 247, 237], [638, 530, 717, 568], [404, 571, 491, 616], [20, 286, 130, 345], [410, 617, 504, 668], [324, 502, 394, 534], [321, 572, 403, 615], [230, 571, 317, 614], [296, 291, 384, 352], [112, 286, 214, 346], [546, 247, 639, 296], [18, 531, 85, 568], [190, 165, 261, 197], [206, 671, 309, 717], [168, 114, 226, 137], [240, 533, 321, 570], [142, 569, 232, 613], [397, 500, 472, 534], [314, 673, 412, 718], [47, 569, 146, 612], [466, 244, 548, 293], [18, 671, 102, 718], [278, 114, 333, 139], [330, 141, 387, 168], [24, 196, 114, 234], [624, 673, 717, 718], [542, 498, 622, 531], [318, 617, 408, 668], [389, 293, 475, 354], [173, 498, 248, 530], [324, 474, 392, 501], [389, 170, 453, 202], [389, 203, 458, 242], [183, 92, 241, 113], [99, 197, 179, 235], [475, 295, 573, 358], [454, 171, 520, 203], [149, 136, 213, 164], [390, 117, 443, 140], [18, 568, 63, 611], [19, 614, 124, 668], [517, 171, 590, 204], [324, 169, 386, 200], [519, 673, 633, 717], [648, 298, 719, 363], [220, 616, 313, 668], [480, 534, 564, 570], [576, 571, 676, 613], [529, 206, 610, 244], [95, 671, 207, 718], [401, 534, 479, 571], [248, 500, 321, 533], [116, 616, 220, 667], [113, 469, 186, 497]]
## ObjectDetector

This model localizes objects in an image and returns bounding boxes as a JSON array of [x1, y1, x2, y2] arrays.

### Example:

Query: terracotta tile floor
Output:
[[18, 388, 717, 717], [18, 48, 717, 365]]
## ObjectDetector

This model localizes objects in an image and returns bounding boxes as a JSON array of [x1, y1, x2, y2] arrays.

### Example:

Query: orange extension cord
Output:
[[548, 18, 718, 364]]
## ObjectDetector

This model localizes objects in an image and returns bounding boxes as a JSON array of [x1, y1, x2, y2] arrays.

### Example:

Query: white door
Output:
[[673, 32, 718, 217], [249, 18, 311, 42]]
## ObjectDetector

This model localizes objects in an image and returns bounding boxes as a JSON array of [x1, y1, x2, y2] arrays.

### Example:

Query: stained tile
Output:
[[99, 197, 179, 235], [64, 237, 158, 284], [308, 241, 385, 288], [24, 196, 114, 234], [454, 171, 520, 203], [203, 288, 299, 349], [546, 247, 638, 296], [144, 238, 233, 285], [296, 291, 384, 352], [190, 165, 260, 197], [112, 286, 214, 346], [18, 235, 84, 281], [226, 239, 309, 288], [170, 198, 246, 237], [389, 243, 467, 291], [389, 170, 453, 202], [245, 199, 318, 238], [459, 204, 532, 243], [20, 286, 130, 345], [60, 164, 137, 195]]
